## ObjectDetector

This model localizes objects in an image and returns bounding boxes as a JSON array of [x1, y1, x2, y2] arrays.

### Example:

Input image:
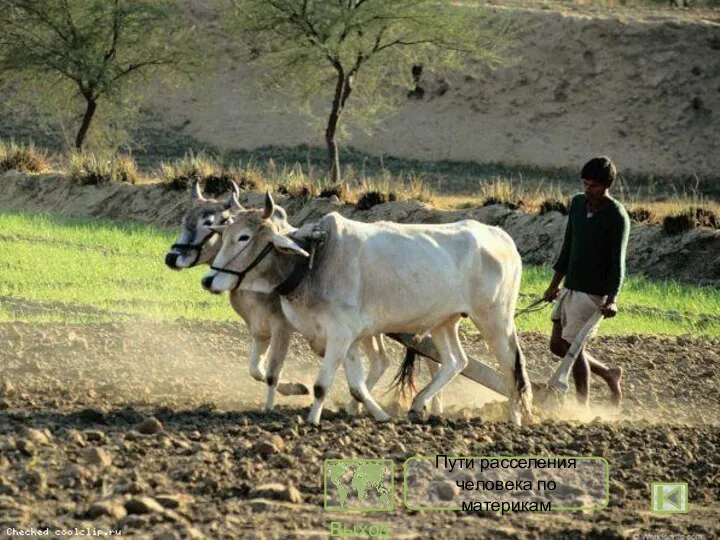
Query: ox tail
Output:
[[391, 347, 418, 400], [513, 330, 533, 420]]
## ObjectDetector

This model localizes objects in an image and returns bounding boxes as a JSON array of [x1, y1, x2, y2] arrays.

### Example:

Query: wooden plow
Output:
[[385, 332, 548, 401], [385, 320, 602, 409]]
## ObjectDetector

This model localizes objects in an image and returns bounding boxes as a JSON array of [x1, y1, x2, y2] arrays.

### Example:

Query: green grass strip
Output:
[[1, 210, 718, 336]]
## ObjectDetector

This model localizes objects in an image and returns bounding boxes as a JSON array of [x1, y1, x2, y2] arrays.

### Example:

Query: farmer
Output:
[[543, 156, 631, 408]]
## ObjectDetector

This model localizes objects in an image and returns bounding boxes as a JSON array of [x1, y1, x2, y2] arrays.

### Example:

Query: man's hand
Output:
[[601, 301, 618, 318], [543, 286, 561, 302]]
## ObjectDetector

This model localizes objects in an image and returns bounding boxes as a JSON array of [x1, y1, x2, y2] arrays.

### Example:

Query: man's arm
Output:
[[552, 198, 575, 277], [544, 270, 565, 301], [602, 208, 631, 317], [545, 197, 575, 300]]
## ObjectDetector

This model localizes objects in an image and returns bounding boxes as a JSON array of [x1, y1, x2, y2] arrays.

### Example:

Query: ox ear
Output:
[[263, 191, 275, 220], [191, 180, 205, 203], [270, 232, 309, 258], [223, 190, 245, 212], [209, 224, 229, 235]]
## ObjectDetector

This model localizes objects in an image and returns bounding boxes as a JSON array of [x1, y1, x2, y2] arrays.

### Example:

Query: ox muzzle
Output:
[[166, 223, 230, 270], [207, 243, 275, 292]]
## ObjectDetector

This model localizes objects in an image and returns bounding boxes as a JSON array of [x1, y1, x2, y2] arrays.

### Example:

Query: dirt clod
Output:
[[253, 434, 285, 459], [435, 481, 459, 501], [78, 408, 106, 424], [83, 447, 113, 467], [249, 483, 302, 504], [1, 380, 14, 396], [136, 417, 164, 435], [86, 500, 128, 520], [84, 430, 106, 444], [23, 428, 50, 446], [125, 496, 166, 515], [155, 494, 182, 509]]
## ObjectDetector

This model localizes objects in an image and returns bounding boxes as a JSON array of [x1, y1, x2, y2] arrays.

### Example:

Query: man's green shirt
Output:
[[552, 193, 630, 297]]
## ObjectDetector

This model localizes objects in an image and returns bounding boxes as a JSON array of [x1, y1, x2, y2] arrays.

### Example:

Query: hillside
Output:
[[142, 4, 720, 182], [1, 4, 719, 187]]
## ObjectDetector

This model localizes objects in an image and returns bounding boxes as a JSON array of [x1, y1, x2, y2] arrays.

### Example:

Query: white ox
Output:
[[202, 193, 533, 425], [168, 183, 443, 415]]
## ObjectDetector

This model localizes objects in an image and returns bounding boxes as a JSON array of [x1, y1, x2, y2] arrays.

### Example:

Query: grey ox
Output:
[[165, 181, 298, 412], [202, 192, 533, 426]]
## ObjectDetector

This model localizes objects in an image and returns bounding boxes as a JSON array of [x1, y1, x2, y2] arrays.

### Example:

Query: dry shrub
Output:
[[320, 184, 343, 198], [482, 196, 523, 210], [234, 165, 267, 193], [400, 178, 434, 204], [202, 174, 258, 198], [68, 152, 138, 185], [235, 174, 260, 191], [477, 179, 524, 211], [115, 155, 139, 185], [277, 178, 319, 199], [629, 207, 654, 223], [0, 140, 49, 173], [663, 212, 695, 235], [353, 174, 430, 208], [319, 183, 353, 203], [695, 207, 719, 228], [202, 175, 235, 198], [356, 190, 397, 210], [662, 207, 719, 235], [159, 151, 219, 191], [287, 183, 315, 199], [538, 199, 568, 216]]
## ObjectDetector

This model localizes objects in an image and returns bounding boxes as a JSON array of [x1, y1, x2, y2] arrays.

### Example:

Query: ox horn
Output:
[[224, 180, 245, 212], [191, 180, 205, 203], [263, 192, 275, 220], [229, 179, 241, 199]]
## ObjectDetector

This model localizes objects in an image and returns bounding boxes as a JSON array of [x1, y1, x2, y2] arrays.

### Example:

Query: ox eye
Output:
[[238, 234, 250, 242], [202, 216, 215, 226]]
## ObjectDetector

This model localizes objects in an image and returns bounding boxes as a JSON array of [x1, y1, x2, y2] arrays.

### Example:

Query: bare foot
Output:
[[607, 366, 623, 407]]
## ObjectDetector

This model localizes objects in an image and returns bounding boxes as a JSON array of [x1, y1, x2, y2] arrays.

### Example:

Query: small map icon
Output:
[[324, 459, 394, 512]]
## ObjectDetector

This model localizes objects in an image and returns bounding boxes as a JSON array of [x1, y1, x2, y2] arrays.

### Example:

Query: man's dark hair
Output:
[[581, 157, 617, 187]]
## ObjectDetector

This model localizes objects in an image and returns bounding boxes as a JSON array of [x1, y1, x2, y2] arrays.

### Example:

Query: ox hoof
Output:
[[277, 382, 310, 396], [408, 409, 425, 423], [307, 405, 323, 426], [346, 400, 362, 416], [373, 411, 392, 423]]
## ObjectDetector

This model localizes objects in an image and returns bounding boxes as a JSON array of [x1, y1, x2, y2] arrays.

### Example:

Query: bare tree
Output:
[[224, 0, 517, 182], [0, 0, 198, 149]]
